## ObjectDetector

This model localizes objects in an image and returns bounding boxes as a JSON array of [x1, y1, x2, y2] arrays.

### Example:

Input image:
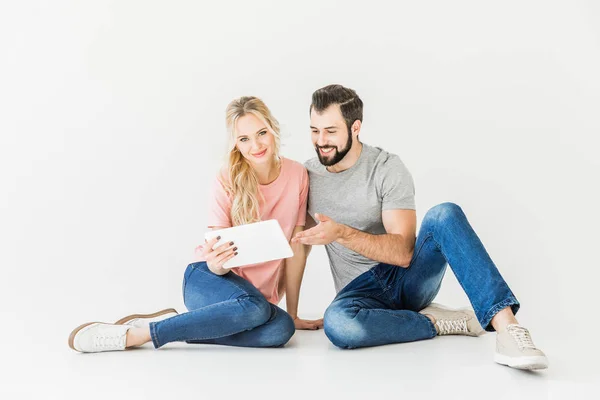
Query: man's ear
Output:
[[351, 120, 362, 138]]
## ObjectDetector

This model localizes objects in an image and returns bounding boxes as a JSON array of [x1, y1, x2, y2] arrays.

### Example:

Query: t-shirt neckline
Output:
[[259, 157, 286, 189]]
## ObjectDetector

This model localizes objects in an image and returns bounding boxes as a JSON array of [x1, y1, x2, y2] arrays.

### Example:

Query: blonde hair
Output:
[[223, 96, 282, 226]]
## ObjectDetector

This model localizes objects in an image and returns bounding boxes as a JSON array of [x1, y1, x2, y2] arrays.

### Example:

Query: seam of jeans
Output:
[[407, 232, 434, 269], [182, 265, 197, 309], [150, 322, 160, 348], [481, 297, 520, 331], [370, 266, 392, 294], [395, 232, 436, 308]]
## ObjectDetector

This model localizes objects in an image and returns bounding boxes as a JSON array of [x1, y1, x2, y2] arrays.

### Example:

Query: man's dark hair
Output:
[[310, 84, 363, 132]]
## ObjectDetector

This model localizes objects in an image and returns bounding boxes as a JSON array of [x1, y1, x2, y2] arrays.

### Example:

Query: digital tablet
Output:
[[204, 219, 294, 269]]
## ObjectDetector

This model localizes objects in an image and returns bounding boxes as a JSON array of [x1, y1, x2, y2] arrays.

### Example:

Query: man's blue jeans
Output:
[[324, 202, 520, 349], [149, 262, 295, 348]]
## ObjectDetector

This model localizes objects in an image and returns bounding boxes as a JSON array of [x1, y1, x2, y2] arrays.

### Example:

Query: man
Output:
[[292, 84, 548, 370]]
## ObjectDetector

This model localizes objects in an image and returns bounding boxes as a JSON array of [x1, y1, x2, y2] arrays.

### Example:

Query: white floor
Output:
[[5, 321, 598, 400]]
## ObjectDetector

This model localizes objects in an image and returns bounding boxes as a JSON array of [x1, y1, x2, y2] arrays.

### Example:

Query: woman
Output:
[[68, 96, 322, 353]]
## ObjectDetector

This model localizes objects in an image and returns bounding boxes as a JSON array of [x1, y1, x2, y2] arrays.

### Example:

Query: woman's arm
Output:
[[285, 225, 323, 330]]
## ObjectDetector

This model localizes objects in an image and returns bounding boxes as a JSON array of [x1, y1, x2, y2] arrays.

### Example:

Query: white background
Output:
[[1, 1, 599, 399]]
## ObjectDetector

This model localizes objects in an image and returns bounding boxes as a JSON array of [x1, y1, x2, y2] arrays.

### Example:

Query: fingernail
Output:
[[233, 247, 237, 251], [217, 236, 221, 240], [234, 252, 238, 255], [229, 241, 234, 245]]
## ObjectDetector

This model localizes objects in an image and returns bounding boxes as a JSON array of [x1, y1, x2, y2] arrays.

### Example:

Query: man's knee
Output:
[[424, 202, 464, 223], [323, 304, 367, 349]]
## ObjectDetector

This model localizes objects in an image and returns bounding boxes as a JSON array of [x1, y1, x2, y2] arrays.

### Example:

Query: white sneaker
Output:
[[69, 322, 131, 353], [494, 324, 548, 370], [114, 308, 178, 328], [419, 303, 485, 336]]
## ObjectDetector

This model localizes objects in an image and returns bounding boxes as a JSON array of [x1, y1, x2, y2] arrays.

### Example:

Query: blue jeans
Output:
[[323, 202, 520, 349], [149, 262, 295, 348]]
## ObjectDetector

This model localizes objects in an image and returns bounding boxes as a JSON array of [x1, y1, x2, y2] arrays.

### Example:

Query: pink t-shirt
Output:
[[194, 157, 309, 304]]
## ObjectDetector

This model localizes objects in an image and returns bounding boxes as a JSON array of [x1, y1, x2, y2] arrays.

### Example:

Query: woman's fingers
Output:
[[214, 247, 237, 266], [202, 236, 221, 256], [215, 240, 234, 253], [294, 318, 324, 330], [299, 319, 323, 329], [205, 241, 235, 262]]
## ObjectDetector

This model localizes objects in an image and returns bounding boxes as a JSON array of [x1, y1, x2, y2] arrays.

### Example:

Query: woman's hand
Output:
[[293, 317, 324, 330], [202, 236, 237, 275]]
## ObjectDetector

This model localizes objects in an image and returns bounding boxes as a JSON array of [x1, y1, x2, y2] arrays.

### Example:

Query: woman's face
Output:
[[234, 113, 276, 166]]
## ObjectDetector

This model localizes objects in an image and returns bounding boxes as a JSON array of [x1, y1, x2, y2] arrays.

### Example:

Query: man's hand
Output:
[[293, 317, 324, 330], [291, 213, 345, 245]]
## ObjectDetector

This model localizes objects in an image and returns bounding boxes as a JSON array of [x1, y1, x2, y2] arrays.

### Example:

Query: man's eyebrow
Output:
[[310, 125, 338, 130]]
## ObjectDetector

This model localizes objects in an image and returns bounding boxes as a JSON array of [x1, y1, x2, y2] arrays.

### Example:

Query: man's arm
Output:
[[292, 209, 417, 267], [338, 209, 416, 267]]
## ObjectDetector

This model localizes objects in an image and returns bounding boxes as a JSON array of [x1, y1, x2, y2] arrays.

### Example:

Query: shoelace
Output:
[[507, 324, 536, 350], [93, 334, 125, 349], [437, 318, 468, 335]]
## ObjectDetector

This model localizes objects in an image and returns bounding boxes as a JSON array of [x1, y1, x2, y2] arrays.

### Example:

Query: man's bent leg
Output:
[[323, 268, 437, 349], [401, 202, 519, 332]]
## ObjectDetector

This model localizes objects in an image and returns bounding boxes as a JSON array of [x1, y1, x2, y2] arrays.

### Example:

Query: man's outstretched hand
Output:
[[291, 213, 346, 245]]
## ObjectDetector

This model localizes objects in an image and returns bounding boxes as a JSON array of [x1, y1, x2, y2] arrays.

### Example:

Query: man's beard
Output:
[[315, 131, 353, 167]]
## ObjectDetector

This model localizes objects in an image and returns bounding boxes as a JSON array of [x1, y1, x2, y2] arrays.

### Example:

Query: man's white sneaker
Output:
[[419, 303, 485, 336], [494, 324, 548, 370], [114, 308, 178, 328], [69, 322, 131, 353]]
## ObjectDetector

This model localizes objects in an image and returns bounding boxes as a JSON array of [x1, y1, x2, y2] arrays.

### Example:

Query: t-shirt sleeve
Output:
[[296, 167, 309, 226], [207, 175, 233, 227], [379, 155, 416, 210]]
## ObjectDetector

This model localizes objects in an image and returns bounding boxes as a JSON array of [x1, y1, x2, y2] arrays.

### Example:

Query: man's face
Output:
[[310, 104, 352, 167]]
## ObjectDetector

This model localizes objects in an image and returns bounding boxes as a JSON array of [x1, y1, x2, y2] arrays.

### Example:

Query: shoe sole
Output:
[[68, 321, 102, 352], [494, 353, 548, 370], [114, 308, 178, 325]]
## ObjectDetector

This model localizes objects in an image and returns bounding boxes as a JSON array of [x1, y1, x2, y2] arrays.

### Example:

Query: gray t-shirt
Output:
[[304, 143, 416, 292]]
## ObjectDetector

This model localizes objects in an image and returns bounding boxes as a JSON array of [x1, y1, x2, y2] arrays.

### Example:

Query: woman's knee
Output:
[[238, 295, 272, 328], [253, 306, 295, 348], [267, 308, 295, 347]]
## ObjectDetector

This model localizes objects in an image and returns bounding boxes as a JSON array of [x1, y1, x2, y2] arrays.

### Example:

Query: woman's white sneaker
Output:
[[114, 308, 178, 328], [494, 324, 548, 370], [69, 322, 132, 353]]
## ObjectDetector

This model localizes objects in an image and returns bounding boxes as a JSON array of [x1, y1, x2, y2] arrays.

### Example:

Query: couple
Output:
[[68, 84, 548, 370]]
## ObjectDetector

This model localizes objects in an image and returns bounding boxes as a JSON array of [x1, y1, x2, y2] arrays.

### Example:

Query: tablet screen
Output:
[[204, 219, 294, 269]]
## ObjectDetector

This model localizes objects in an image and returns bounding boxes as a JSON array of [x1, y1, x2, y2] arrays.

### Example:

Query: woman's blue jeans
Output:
[[323, 202, 520, 349], [149, 262, 295, 348]]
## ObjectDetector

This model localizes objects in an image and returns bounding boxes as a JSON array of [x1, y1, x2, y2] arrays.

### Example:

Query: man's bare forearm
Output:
[[337, 225, 415, 267]]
